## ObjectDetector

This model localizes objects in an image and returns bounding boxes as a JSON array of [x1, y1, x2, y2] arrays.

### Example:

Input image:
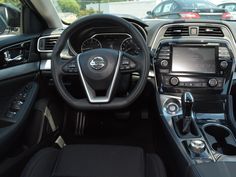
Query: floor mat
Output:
[[63, 109, 158, 153]]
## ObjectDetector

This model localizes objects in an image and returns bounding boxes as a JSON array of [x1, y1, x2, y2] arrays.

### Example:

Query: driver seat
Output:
[[21, 144, 167, 177]]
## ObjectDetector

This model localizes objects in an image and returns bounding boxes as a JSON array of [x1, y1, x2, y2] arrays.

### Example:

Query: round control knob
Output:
[[208, 78, 218, 87], [220, 61, 228, 69], [160, 60, 169, 68], [170, 77, 179, 86], [189, 140, 205, 154], [167, 103, 179, 114]]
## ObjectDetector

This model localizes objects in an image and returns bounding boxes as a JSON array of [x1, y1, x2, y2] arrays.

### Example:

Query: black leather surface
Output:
[[21, 145, 166, 177], [188, 161, 236, 177]]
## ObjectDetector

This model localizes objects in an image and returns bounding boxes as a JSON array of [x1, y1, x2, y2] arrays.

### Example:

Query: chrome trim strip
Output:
[[91, 33, 131, 39], [67, 41, 77, 56], [0, 62, 39, 81], [76, 52, 122, 103], [37, 35, 60, 53], [0, 40, 31, 52], [40, 59, 51, 70], [233, 72, 236, 80]]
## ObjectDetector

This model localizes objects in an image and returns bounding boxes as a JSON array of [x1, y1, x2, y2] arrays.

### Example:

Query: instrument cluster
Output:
[[69, 33, 141, 55]]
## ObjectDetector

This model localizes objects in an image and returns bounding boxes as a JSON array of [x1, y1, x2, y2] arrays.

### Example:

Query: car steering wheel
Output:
[[51, 14, 150, 110]]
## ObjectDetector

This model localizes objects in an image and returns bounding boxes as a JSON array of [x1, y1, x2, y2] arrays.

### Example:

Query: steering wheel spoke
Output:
[[76, 49, 122, 103], [120, 52, 143, 73]]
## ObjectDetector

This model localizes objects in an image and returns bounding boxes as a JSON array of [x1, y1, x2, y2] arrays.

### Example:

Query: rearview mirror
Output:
[[0, 15, 7, 34]]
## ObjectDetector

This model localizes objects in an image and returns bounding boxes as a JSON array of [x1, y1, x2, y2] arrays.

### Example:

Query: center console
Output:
[[156, 42, 233, 94], [152, 23, 236, 177]]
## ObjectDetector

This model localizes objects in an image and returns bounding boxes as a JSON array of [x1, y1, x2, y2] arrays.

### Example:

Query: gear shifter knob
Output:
[[182, 92, 194, 117], [181, 92, 194, 134]]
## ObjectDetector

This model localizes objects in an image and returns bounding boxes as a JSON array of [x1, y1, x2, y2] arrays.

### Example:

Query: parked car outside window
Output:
[[218, 2, 236, 20], [145, 0, 231, 20]]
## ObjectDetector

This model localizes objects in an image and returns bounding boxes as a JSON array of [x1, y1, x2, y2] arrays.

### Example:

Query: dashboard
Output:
[[37, 17, 236, 96]]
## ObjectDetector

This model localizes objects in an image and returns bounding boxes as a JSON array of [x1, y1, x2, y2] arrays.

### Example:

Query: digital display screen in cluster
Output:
[[172, 46, 216, 74]]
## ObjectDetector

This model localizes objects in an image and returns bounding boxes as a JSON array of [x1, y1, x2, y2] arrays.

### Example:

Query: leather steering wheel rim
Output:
[[51, 14, 150, 110]]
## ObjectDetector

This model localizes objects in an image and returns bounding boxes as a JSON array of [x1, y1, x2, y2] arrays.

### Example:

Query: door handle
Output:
[[4, 51, 23, 62]]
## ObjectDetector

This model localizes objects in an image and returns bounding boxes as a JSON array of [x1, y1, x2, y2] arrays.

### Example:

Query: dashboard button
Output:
[[208, 78, 218, 87], [167, 103, 179, 114], [170, 77, 179, 86], [201, 83, 207, 87], [193, 83, 202, 87], [160, 60, 169, 68], [220, 61, 228, 69]]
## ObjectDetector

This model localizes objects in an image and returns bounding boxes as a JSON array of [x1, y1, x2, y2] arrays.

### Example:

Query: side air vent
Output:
[[198, 26, 224, 37], [164, 26, 189, 37], [37, 36, 59, 52]]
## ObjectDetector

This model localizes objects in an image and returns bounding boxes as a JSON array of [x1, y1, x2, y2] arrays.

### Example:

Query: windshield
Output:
[[51, 0, 235, 23]]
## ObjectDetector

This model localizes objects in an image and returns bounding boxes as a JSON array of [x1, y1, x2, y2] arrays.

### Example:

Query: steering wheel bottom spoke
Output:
[[77, 50, 122, 103]]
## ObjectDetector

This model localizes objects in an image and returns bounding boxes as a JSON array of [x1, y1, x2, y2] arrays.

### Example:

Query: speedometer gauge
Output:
[[81, 38, 102, 52], [121, 38, 140, 55]]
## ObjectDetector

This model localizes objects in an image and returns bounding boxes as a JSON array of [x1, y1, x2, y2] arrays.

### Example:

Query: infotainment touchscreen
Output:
[[172, 46, 216, 74]]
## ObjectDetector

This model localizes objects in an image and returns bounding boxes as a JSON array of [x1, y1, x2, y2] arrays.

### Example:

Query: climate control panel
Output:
[[154, 41, 234, 94]]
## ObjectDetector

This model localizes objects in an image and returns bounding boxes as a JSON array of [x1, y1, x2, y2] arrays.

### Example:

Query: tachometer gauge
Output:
[[81, 38, 102, 52], [121, 38, 140, 55]]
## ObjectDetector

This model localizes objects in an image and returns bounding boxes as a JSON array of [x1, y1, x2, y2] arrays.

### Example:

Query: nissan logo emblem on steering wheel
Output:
[[89, 56, 106, 70]]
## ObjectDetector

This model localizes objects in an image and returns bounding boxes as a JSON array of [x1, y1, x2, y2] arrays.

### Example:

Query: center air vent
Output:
[[164, 26, 189, 37], [198, 26, 224, 37], [37, 36, 59, 52]]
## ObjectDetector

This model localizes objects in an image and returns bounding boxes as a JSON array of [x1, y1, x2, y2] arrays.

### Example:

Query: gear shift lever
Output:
[[181, 92, 194, 134]]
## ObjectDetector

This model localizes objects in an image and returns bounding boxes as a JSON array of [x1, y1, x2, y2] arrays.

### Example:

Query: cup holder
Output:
[[204, 125, 230, 138], [203, 124, 236, 155]]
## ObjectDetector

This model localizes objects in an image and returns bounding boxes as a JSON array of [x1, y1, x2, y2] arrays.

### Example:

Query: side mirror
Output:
[[0, 15, 7, 34], [146, 11, 153, 16], [0, 4, 20, 28]]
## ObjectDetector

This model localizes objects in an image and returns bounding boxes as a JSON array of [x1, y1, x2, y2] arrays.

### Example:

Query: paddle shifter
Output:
[[182, 92, 194, 134]]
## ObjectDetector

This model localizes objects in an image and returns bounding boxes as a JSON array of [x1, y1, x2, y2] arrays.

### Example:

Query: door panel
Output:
[[0, 35, 40, 158]]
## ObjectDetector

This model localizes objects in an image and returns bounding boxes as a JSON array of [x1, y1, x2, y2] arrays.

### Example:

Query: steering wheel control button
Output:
[[160, 60, 169, 68], [170, 77, 179, 86], [220, 61, 228, 69], [120, 56, 136, 71], [63, 60, 78, 73], [121, 58, 130, 65], [208, 78, 218, 87], [189, 140, 206, 154]]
